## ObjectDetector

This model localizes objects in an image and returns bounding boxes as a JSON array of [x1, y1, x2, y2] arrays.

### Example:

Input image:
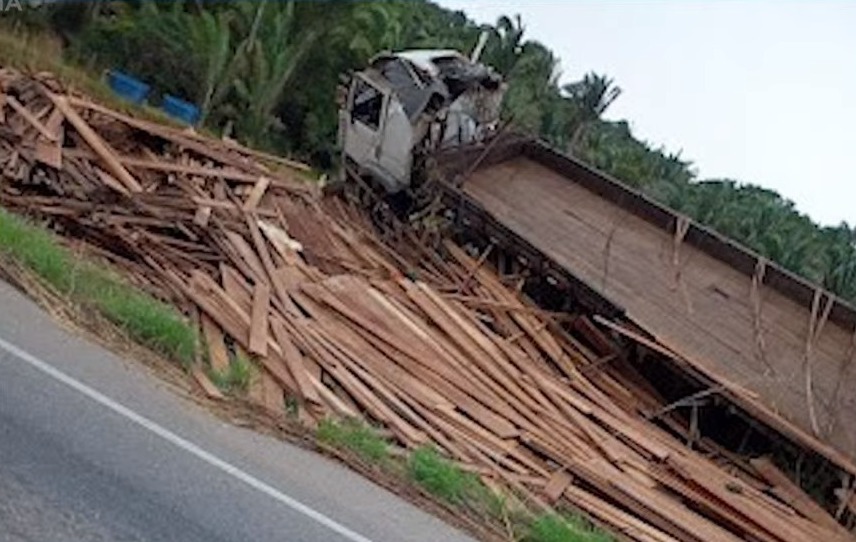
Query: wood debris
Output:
[[0, 67, 853, 542]]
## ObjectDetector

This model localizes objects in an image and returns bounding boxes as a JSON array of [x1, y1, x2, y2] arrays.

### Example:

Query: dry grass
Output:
[[0, 23, 180, 126]]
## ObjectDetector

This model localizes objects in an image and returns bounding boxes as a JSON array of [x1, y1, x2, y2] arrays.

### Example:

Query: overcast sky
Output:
[[439, 1, 855, 227]]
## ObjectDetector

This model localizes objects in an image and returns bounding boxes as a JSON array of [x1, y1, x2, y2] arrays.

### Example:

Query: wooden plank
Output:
[[543, 469, 573, 503], [193, 205, 212, 227], [563, 484, 682, 542], [35, 107, 64, 169], [48, 94, 143, 192], [223, 230, 267, 282], [191, 365, 224, 400], [244, 216, 302, 317], [573, 315, 616, 356], [750, 456, 843, 531], [260, 370, 284, 413], [200, 314, 230, 373], [243, 176, 271, 211], [93, 168, 130, 196], [35, 138, 62, 169], [247, 363, 265, 405], [6, 95, 57, 141], [270, 318, 322, 405], [248, 283, 271, 356]]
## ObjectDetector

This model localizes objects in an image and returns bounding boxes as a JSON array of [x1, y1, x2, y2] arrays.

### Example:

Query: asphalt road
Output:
[[0, 279, 476, 542]]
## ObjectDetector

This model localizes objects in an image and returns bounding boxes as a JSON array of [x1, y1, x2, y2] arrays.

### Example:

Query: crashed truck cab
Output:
[[338, 49, 505, 194]]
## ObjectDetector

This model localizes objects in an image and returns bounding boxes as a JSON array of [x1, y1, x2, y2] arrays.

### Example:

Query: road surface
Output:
[[0, 278, 477, 542]]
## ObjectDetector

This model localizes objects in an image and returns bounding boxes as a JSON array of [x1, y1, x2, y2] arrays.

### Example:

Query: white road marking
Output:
[[0, 336, 374, 542]]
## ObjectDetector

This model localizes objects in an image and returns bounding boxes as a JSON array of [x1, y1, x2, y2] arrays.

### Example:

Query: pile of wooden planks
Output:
[[0, 67, 852, 542]]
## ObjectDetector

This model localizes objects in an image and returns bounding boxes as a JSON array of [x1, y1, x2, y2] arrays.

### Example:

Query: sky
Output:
[[439, 1, 855, 227]]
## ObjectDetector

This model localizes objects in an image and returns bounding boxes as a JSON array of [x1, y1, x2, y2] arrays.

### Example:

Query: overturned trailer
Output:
[[432, 134, 856, 498]]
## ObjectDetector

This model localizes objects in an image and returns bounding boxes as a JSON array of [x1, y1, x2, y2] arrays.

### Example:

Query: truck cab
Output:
[[339, 50, 505, 195]]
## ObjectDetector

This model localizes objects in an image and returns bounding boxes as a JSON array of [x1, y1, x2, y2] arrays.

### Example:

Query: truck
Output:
[[336, 48, 505, 216], [336, 48, 856, 494]]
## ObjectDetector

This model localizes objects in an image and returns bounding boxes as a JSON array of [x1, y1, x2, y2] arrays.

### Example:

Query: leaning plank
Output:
[[200, 314, 230, 373], [191, 365, 224, 400], [34, 106, 64, 169], [48, 94, 143, 193], [248, 283, 271, 356], [6, 95, 57, 141], [270, 318, 322, 405], [243, 176, 271, 211], [260, 370, 285, 413]]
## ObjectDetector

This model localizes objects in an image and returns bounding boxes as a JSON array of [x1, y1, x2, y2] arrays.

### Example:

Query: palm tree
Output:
[[484, 14, 525, 76], [329, 2, 404, 61], [230, 2, 319, 146], [821, 225, 856, 301], [501, 41, 560, 133], [563, 73, 622, 153], [189, 7, 232, 123]]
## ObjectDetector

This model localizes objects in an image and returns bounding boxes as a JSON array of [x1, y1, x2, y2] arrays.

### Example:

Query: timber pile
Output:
[[0, 67, 853, 542]]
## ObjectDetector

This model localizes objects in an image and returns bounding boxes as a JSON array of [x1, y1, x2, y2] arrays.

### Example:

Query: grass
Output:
[[0, 209, 197, 365], [317, 418, 390, 464], [407, 446, 486, 505], [524, 513, 613, 542], [208, 353, 253, 394]]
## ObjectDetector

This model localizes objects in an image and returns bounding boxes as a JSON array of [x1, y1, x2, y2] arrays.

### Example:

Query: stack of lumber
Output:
[[0, 67, 852, 542]]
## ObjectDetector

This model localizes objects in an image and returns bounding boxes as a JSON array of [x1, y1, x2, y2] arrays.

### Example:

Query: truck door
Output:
[[343, 76, 387, 172]]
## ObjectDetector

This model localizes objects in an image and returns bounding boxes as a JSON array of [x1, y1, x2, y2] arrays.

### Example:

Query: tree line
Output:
[[13, 0, 856, 303]]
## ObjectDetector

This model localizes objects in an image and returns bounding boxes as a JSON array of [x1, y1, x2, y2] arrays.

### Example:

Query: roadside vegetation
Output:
[[524, 514, 613, 542], [407, 446, 486, 505], [315, 418, 611, 541], [317, 418, 390, 464], [207, 353, 253, 394], [0, 209, 196, 365], [6, 0, 852, 304]]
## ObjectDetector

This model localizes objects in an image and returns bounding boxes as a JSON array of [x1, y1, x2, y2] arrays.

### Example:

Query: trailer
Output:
[[434, 134, 856, 475]]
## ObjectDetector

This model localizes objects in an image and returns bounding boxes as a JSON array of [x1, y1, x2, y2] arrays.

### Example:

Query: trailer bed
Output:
[[457, 144, 856, 469]]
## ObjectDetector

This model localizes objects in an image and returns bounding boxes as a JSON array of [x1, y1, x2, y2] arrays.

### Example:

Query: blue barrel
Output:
[[107, 71, 150, 104], [162, 94, 201, 125]]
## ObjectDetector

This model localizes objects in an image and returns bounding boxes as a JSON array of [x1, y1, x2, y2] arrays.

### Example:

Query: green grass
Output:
[[317, 418, 390, 464], [208, 354, 253, 394], [524, 513, 613, 542], [0, 209, 196, 365], [407, 446, 485, 505]]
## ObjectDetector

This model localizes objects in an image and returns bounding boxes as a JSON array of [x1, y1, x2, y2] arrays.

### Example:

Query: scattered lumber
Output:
[[0, 67, 852, 542]]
